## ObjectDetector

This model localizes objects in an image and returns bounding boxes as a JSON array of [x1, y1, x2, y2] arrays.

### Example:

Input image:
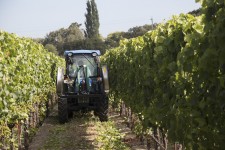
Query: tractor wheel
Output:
[[58, 98, 68, 123], [94, 110, 98, 117], [96, 96, 108, 122], [68, 111, 73, 119]]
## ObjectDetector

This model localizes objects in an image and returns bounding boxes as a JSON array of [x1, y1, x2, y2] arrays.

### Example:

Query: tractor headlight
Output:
[[92, 52, 97, 57], [68, 52, 73, 57]]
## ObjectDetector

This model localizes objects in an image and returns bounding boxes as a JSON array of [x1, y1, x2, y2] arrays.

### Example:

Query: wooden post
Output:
[[147, 137, 151, 150], [140, 135, 144, 145], [175, 142, 182, 150], [36, 103, 39, 126], [24, 119, 29, 150], [17, 123, 22, 150], [162, 132, 168, 150], [10, 128, 13, 150], [119, 101, 122, 116], [154, 128, 158, 150]]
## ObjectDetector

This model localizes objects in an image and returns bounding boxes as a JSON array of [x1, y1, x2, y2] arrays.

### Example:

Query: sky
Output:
[[0, 0, 201, 38]]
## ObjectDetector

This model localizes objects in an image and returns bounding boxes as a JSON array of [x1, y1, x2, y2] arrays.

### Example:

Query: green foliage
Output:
[[83, 37, 106, 53], [105, 25, 158, 49], [102, 0, 225, 148], [125, 24, 157, 38], [43, 22, 84, 55], [188, 8, 202, 16], [85, 0, 100, 38], [105, 32, 125, 49], [96, 121, 129, 150], [45, 44, 58, 55], [42, 20, 106, 55], [0, 31, 64, 146]]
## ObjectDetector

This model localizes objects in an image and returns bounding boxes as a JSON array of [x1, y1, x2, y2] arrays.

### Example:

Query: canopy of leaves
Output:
[[102, 0, 225, 149], [105, 24, 157, 49], [43, 22, 85, 55], [45, 44, 58, 55]]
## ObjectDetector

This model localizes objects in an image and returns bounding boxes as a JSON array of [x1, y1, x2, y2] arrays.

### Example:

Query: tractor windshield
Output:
[[68, 54, 97, 77]]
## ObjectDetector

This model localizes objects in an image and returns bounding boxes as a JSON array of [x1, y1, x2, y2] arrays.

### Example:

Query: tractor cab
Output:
[[56, 50, 109, 123], [64, 50, 102, 94]]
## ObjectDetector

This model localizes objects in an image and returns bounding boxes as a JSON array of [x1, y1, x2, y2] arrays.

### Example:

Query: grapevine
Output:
[[102, 0, 225, 149], [0, 31, 64, 149]]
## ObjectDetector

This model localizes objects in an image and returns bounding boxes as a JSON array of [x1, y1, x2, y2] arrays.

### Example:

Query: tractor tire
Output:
[[58, 98, 68, 123], [94, 110, 98, 117], [96, 96, 108, 122], [68, 111, 73, 119]]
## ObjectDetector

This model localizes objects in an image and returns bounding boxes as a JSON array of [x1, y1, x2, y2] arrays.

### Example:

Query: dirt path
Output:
[[29, 105, 98, 150], [29, 106, 146, 150]]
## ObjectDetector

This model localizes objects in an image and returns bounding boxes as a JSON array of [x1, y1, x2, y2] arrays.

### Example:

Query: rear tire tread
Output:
[[58, 98, 69, 123], [96, 96, 108, 122]]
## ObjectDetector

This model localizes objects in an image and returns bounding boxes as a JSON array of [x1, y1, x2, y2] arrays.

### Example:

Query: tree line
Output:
[[35, 0, 200, 56], [34, 0, 158, 55], [101, 1, 224, 148]]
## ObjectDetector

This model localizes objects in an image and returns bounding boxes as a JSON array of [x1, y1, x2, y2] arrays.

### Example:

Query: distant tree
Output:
[[83, 0, 106, 53], [123, 24, 157, 39], [84, 0, 100, 38], [45, 44, 58, 55], [105, 32, 125, 49], [32, 38, 44, 44], [43, 22, 85, 55], [188, 8, 201, 16], [65, 22, 84, 43], [85, 38, 105, 52], [104, 24, 158, 49]]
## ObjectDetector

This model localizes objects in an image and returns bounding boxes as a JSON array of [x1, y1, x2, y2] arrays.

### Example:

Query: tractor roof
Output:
[[64, 50, 101, 56]]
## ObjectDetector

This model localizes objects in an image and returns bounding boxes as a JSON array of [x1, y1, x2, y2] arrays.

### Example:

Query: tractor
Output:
[[56, 50, 109, 123]]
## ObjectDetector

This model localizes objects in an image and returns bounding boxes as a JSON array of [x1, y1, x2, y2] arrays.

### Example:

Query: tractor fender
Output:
[[56, 67, 64, 95], [101, 65, 109, 94]]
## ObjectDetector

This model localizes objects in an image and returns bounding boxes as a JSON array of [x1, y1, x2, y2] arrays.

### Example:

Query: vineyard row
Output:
[[102, 1, 225, 149], [0, 31, 64, 149]]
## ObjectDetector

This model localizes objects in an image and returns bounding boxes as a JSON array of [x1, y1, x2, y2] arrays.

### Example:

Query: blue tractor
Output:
[[56, 50, 109, 123]]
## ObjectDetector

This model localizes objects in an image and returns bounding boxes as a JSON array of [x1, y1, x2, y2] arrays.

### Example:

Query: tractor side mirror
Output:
[[68, 57, 73, 65], [94, 56, 100, 63]]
